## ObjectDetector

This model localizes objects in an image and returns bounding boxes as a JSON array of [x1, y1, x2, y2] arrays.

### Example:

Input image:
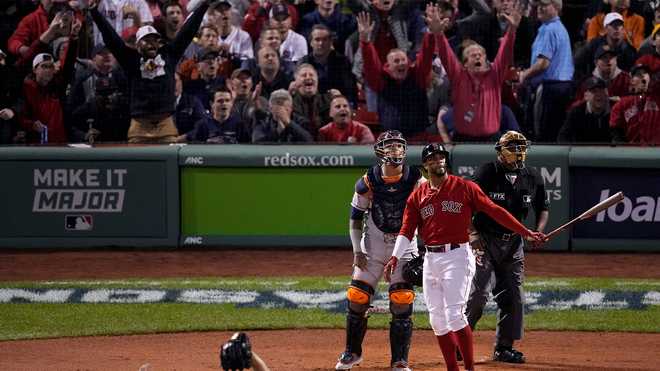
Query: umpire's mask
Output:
[[495, 131, 530, 170]]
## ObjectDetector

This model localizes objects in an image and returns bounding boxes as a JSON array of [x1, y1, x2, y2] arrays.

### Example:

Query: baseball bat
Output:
[[545, 191, 625, 240]]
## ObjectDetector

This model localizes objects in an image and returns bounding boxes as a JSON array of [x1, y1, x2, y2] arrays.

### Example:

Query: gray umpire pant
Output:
[[466, 233, 525, 348]]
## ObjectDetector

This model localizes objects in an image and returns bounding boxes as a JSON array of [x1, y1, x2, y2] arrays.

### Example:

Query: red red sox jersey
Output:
[[398, 175, 531, 245]]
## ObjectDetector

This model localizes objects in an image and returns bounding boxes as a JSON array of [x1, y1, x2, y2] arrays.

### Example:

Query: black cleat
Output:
[[493, 347, 525, 363]]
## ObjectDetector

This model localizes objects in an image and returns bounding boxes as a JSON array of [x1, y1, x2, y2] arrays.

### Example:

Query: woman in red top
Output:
[[384, 144, 546, 371]]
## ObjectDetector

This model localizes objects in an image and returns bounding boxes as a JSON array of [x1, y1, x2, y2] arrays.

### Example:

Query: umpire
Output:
[[464, 131, 549, 363]]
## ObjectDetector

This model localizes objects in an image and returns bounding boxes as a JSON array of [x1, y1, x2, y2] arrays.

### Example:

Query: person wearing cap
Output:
[[573, 44, 631, 105], [70, 69, 131, 143], [299, 24, 358, 107], [68, 43, 124, 112], [587, 0, 645, 49], [92, 0, 153, 47], [558, 76, 613, 143], [576, 12, 638, 80], [8, 0, 81, 69], [610, 69, 660, 144], [300, 0, 356, 54], [384, 141, 547, 371], [629, 63, 651, 94], [518, 0, 574, 143], [227, 67, 267, 142], [20, 19, 80, 143], [243, 0, 299, 43], [318, 95, 374, 144], [88, 0, 212, 143], [183, 47, 227, 110], [268, 3, 307, 63], [209, 0, 254, 61]]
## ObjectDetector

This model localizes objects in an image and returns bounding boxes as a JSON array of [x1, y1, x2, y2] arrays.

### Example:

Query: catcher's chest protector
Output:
[[367, 165, 421, 234]]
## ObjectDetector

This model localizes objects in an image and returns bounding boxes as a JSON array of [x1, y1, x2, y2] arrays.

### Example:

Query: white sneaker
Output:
[[392, 361, 412, 371], [335, 352, 363, 370]]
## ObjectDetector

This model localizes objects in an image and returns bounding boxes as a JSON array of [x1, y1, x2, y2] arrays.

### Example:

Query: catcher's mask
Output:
[[495, 131, 530, 170], [374, 130, 407, 166]]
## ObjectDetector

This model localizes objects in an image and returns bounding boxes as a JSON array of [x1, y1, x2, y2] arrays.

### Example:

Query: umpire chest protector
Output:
[[473, 161, 547, 234], [367, 165, 421, 233]]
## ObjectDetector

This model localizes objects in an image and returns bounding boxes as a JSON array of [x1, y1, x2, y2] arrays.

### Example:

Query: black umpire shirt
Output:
[[472, 161, 549, 235]]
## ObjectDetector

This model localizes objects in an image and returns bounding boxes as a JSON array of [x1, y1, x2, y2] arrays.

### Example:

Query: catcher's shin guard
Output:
[[345, 309, 368, 356], [344, 280, 373, 356], [390, 318, 413, 364]]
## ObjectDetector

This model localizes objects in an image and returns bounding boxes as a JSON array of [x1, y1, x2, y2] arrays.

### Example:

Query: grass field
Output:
[[1, 276, 659, 341]]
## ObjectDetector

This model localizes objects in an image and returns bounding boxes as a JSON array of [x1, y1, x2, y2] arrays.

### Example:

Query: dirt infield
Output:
[[1, 249, 659, 370]]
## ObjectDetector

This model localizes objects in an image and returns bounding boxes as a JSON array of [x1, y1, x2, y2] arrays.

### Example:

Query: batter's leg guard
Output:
[[343, 280, 373, 356], [389, 282, 415, 365]]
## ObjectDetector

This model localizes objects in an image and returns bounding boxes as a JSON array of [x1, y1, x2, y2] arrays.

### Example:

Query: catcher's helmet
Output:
[[374, 130, 407, 166], [422, 143, 449, 162], [495, 131, 530, 169]]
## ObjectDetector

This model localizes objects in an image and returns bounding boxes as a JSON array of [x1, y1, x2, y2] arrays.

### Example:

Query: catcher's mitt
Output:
[[402, 253, 424, 287], [220, 332, 252, 371]]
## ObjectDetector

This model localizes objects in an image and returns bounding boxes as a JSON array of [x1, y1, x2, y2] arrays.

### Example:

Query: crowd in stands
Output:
[[0, 0, 658, 146]]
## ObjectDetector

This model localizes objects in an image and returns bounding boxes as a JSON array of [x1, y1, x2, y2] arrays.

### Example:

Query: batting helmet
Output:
[[495, 131, 530, 170], [374, 130, 407, 166], [421, 143, 449, 162]]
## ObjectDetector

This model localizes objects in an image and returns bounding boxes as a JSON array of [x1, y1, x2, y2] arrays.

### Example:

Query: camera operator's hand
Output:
[[220, 332, 252, 370]]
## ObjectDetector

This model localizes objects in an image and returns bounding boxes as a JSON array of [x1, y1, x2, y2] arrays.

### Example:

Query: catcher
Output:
[[335, 130, 423, 371], [220, 332, 269, 371]]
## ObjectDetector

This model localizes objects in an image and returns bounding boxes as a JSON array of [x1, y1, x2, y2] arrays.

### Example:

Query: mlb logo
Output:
[[65, 215, 93, 231]]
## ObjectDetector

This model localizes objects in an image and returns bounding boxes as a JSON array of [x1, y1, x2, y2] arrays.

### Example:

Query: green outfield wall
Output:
[[0, 145, 658, 251]]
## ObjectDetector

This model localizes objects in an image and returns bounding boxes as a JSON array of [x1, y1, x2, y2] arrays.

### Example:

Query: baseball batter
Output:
[[384, 143, 546, 371], [335, 131, 422, 371], [464, 131, 549, 364]]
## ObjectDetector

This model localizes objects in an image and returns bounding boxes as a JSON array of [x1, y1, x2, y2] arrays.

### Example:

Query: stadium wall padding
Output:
[[0, 145, 658, 251]]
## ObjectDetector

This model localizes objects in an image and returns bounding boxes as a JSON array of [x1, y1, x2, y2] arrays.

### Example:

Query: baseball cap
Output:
[[584, 76, 607, 91], [631, 64, 650, 77], [32, 53, 54, 68], [594, 44, 617, 60], [603, 12, 624, 27], [270, 4, 290, 21], [211, 0, 231, 10], [230, 68, 252, 80], [136, 25, 161, 43]]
